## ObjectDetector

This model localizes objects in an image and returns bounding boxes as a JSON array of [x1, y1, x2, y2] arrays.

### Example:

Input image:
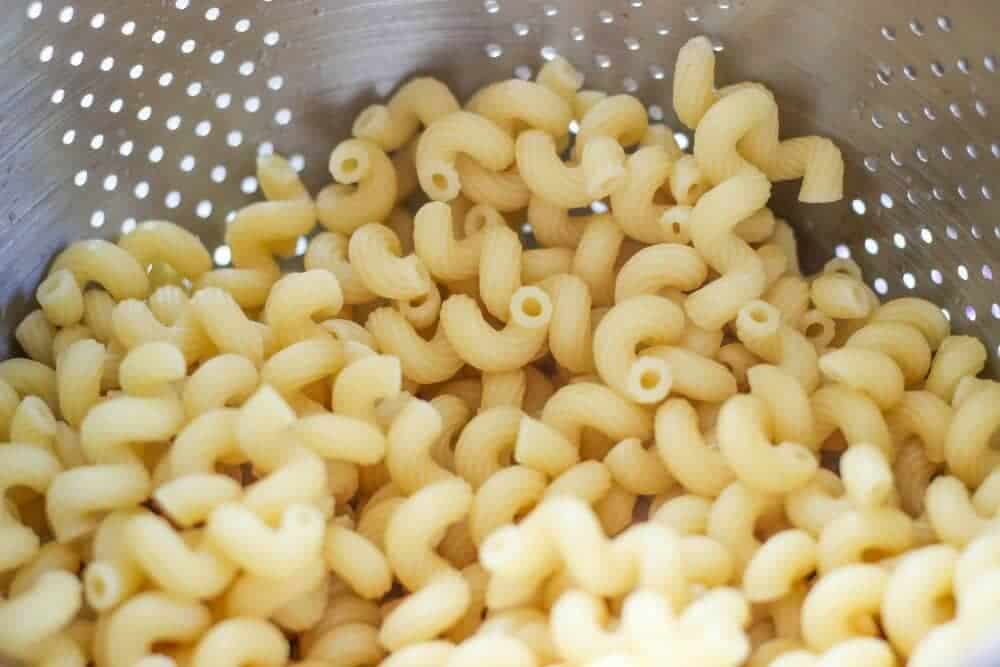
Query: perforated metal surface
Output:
[[0, 0, 999, 377]]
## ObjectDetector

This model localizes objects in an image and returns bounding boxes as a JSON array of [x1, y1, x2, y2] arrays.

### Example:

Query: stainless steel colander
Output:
[[0, 0, 999, 661]]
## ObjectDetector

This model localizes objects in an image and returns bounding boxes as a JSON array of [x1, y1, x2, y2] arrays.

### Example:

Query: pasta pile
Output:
[[2, 34, 999, 667]]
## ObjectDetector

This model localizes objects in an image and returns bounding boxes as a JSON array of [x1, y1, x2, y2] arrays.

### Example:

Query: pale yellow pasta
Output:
[[800, 564, 887, 651], [206, 501, 325, 578], [784, 470, 851, 537], [304, 232, 376, 305], [116, 341, 186, 398], [80, 393, 184, 463], [416, 111, 515, 202], [467, 79, 573, 138], [152, 473, 242, 528], [944, 381, 1000, 487], [513, 415, 579, 477], [8, 542, 80, 600], [810, 273, 872, 320], [742, 366, 814, 457], [603, 438, 674, 496], [46, 462, 151, 543], [118, 221, 212, 282], [840, 443, 894, 508], [226, 199, 317, 278], [166, 408, 240, 476], [347, 223, 431, 302], [242, 447, 329, 522], [413, 201, 490, 283], [694, 84, 776, 185], [257, 153, 310, 202], [222, 556, 326, 619], [574, 94, 648, 158], [717, 394, 817, 494], [0, 358, 58, 415], [307, 622, 385, 665], [811, 384, 892, 456], [453, 407, 521, 489], [34, 270, 84, 329], [514, 130, 591, 208], [82, 510, 144, 611], [743, 530, 818, 603], [440, 288, 550, 373], [654, 398, 733, 497], [581, 136, 628, 200], [885, 390, 951, 464], [325, 355, 400, 425], [258, 337, 343, 401], [235, 385, 297, 472], [9, 395, 57, 452], [0, 445, 61, 573], [707, 481, 781, 570], [652, 494, 712, 536], [522, 247, 574, 285], [613, 243, 707, 303], [50, 239, 149, 300], [188, 618, 289, 667], [892, 440, 937, 517], [639, 123, 684, 159], [766, 275, 811, 327], [685, 171, 771, 330], [880, 544, 957, 657], [316, 139, 398, 234], [122, 510, 236, 599], [735, 300, 820, 392], [673, 35, 717, 129], [816, 507, 913, 573], [102, 592, 211, 667], [926, 475, 999, 547], [79, 289, 114, 344], [668, 154, 708, 205], [353, 77, 459, 151], [571, 215, 625, 308], [187, 288, 263, 364], [540, 382, 652, 449], [543, 461, 613, 506], [366, 307, 463, 384], [593, 295, 684, 404], [15, 310, 55, 366], [758, 243, 789, 289], [846, 321, 931, 387], [385, 477, 472, 590], [386, 398, 453, 494], [112, 297, 213, 365], [480, 369, 526, 411], [479, 222, 523, 322], [871, 297, 950, 350], [323, 523, 392, 600], [595, 484, 637, 537], [0, 381, 21, 442], [470, 465, 547, 545], [525, 197, 586, 249], [454, 157, 531, 213], [263, 271, 345, 347], [925, 335, 987, 403], [0, 570, 82, 661], [643, 346, 736, 403]]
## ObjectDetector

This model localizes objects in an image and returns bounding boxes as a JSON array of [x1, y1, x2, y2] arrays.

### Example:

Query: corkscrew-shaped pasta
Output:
[[118, 221, 213, 282], [613, 242, 708, 303], [353, 78, 460, 151], [417, 111, 516, 202], [685, 171, 771, 331], [466, 79, 573, 139], [592, 295, 685, 404], [49, 239, 150, 300], [366, 307, 463, 384], [439, 287, 551, 373], [318, 139, 398, 234], [734, 300, 819, 392]]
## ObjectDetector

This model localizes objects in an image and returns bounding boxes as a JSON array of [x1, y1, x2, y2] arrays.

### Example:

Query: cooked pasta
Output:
[[8, 37, 999, 667]]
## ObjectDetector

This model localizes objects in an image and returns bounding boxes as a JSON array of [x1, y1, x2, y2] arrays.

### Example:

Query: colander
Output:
[[0, 0, 999, 662]]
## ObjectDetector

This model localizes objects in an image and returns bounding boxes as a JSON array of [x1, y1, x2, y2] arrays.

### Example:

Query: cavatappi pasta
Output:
[[0, 36, 996, 667]]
